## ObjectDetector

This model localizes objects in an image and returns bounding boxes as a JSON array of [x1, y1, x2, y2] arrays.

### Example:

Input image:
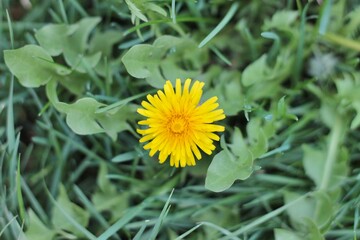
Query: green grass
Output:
[[1, 0, 360, 239]]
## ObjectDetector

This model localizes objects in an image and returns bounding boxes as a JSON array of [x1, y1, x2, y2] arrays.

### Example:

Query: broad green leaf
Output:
[[263, 11, 299, 31], [302, 144, 348, 190], [229, 127, 246, 157], [125, 0, 148, 22], [205, 149, 253, 192], [66, 98, 105, 135], [25, 210, 56, 240], [204, 70, 243, 116], [302, 145, 326, 188], [159, 61, 199, 86], [277, 96, 287, 117], [122, 35, 207, 88], [4, 45, 55, 87], [122, 44, 164, 79], [147, 3, 167, 17], [249, 129, 268, 159], [311, 192, 333, 230], [334, 74, 360, 129], [164, 35, 209, 69], [285, 191, 333, 231], [245, 50, 293, 101], [92, 190, 129, 221], [35, 17, 100, 56], [285, 191, 316, 227], [96, 106, 133, 140], [335, 75, 359, 99], [89, 30, 123, 57], [302, 218, 325, 240], [242, 54, 269, 87], [277, 96, 298, 121], [192, 207, 239, 236], [246, 118, 268, 158], [35, 17, 102, 72], [274, 228, 302, 240], [52, 185, 90, 237], [97, 163, 116, 193], [63, 51, 102, 73], [35, 24, 77, 56], [64, 17, 101, 53], [207, 118, 271, 192], [343, 6, 360, 38], [69, 100, 133, 139], [320, 103, 337, 128], [350, 101, 360, 129], [46, 80, 134, 139], [58, 71, 88, 96], [92, 164, 129, 222]]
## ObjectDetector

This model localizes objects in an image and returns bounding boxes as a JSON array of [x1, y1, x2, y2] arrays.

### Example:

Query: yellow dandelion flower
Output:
[[137, 78, 226, 168]]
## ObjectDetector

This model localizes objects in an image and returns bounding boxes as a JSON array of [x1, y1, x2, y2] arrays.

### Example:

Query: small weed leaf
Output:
[[274, 228, 302, 240], [263, 10, 299, 32], [122, 35, 208, 88], [242, 54, 270, 87], [35, 17, 102, 73], [65, 98, 132, 140], [25, 210, 56, 240], [66, 98, 105, 135], [285, 191, 333, 234], [203, 70, 244, 116], [52, 185, 90, 238], [4, 45, 56, 87], [302, 144, 348, 191], [205, 149, 253, 192], [206, 117, 274, 192]]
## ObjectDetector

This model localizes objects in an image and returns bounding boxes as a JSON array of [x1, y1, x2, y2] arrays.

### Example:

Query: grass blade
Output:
[[175, 223, 203, 240], [0, 216, 17, 238], [318, 0, 333, 35], [324, 32, 360, 52], [6, 10, 14, 152], [97, 198, 152, 240], [45, 184, 97, 240], [111, 151, 138, 163], [68, 0, 88, 17], [21, 177, 49, 223], [9, 133, 20, 210], [198, 2, 239, 48], [58, 0, 69, 24], [293, 3, 309, 83], [354, 205, 359, 240], [95, 90, 154, 114], [16, 156, 25, 224], [73, 185, 121, 240], [220, 193, 310, 239], [6, 9, 13, 49], [123, 17, 214, 36], [133, 220, 150, 240], [210, 46, 232, 66], [149, 189, 174, 240], [171, 0, 176, 23]]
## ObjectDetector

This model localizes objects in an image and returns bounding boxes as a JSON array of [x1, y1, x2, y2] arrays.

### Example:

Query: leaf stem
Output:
[[319, 114, 344, 190]]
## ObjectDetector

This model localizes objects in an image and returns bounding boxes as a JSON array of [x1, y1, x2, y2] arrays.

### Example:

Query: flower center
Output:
[[170, 116, 188, 134]]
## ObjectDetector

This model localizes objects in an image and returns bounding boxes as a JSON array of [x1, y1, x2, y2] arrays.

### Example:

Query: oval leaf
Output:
[[205, 150, 253, 192], [4, 45, 55, 87]]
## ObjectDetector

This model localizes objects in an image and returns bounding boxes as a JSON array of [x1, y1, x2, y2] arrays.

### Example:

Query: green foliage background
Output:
[[1, 0, 360, 239]]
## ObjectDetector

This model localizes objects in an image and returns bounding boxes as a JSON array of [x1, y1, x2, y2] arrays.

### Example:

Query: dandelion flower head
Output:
[[137, 78, 226, 168]]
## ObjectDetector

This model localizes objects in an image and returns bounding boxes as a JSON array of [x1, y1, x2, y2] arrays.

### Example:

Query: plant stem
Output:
[[319, 114, 344, 190]]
